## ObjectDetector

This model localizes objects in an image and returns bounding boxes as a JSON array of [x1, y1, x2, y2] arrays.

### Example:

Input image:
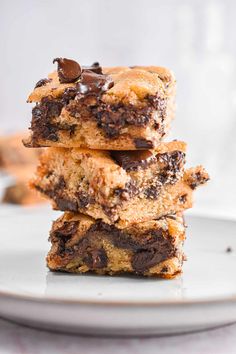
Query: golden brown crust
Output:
[[28, 66, 175, 106]]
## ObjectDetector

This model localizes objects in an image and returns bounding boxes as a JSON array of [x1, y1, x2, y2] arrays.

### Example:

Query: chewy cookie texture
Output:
[[24, 58, 176, 150], [23, 57, 209, 279], [47, 212, 186, 278], [31, 141, 209, 226]]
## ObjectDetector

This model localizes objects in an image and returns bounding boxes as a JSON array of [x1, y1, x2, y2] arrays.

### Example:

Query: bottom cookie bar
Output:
[[47, 212, 186, 278]]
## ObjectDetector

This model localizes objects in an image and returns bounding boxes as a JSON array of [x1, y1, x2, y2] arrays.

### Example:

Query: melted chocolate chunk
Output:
[[90, 221, 138, 250], [53, 221, 79, 241], [34, 78, 52, 88], [31, 97, 64, 142], [132, 249, 162, 272], [82, 62, 102, 74], [89, 223, 176, 273], [51, 220, 79, 254], [110, 224, 175, 273], [94, 104, 152, 139], [87, 221, 176, 271], [110, 150, 155, 171], [53, 58, 82, 83], [134, 138, 154, 149], [55, 197, 78, 212], [83, 248, 108, 269], [52, 219, 177, 273], [76, 70, 114, 95], [31, 85, 168, 143], [131, 234, 175, 273]]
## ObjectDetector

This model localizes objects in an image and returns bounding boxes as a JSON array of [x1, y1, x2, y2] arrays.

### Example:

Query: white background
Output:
[[1, 1, 236, 351]]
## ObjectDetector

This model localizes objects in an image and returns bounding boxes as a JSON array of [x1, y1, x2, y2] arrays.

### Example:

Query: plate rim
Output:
[[1, 287, 236, 307], [1, 211, 236, 307]]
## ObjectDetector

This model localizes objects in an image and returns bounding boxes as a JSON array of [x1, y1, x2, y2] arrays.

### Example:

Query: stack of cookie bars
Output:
[[24, 58, 209, 278]]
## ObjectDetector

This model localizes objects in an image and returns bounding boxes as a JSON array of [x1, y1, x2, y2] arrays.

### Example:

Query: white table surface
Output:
[[0, 318, 235, 354]]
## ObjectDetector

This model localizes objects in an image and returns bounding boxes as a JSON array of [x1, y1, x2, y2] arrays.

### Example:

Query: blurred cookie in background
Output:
[[0, 132, 45, 205]]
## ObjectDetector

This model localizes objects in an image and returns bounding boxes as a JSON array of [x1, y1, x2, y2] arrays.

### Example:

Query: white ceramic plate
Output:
[[0, 206, 236, 336]]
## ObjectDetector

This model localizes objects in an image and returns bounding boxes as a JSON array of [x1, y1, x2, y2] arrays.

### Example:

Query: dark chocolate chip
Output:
[[179, 194, 187, 203], [83, 248, 108, 269], [161, 266, 168, 273], [134, 138, 154, 149], [53, 58, 82, 83], [34, 78, 52, 88], [144, 185, 160, 199], [110, 150, 155, 171]]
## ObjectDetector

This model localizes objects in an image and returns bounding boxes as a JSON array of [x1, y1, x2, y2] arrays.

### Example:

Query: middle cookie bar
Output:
[[31, 140, 209, 226]]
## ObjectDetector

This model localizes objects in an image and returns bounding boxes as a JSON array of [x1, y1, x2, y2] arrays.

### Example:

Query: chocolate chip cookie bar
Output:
[[31, 141, 209, 226], [23, 58, 176, 150], [47, 212, 186, 278]]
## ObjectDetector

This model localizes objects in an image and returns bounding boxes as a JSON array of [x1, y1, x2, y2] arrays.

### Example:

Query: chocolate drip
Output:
[[134, 138, 154, 149], [110, 150, 155, 171], [76, 70, 114, 94]]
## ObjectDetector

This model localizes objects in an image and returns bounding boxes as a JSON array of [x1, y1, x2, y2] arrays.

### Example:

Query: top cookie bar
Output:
[[24, 58, 176, 150]]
